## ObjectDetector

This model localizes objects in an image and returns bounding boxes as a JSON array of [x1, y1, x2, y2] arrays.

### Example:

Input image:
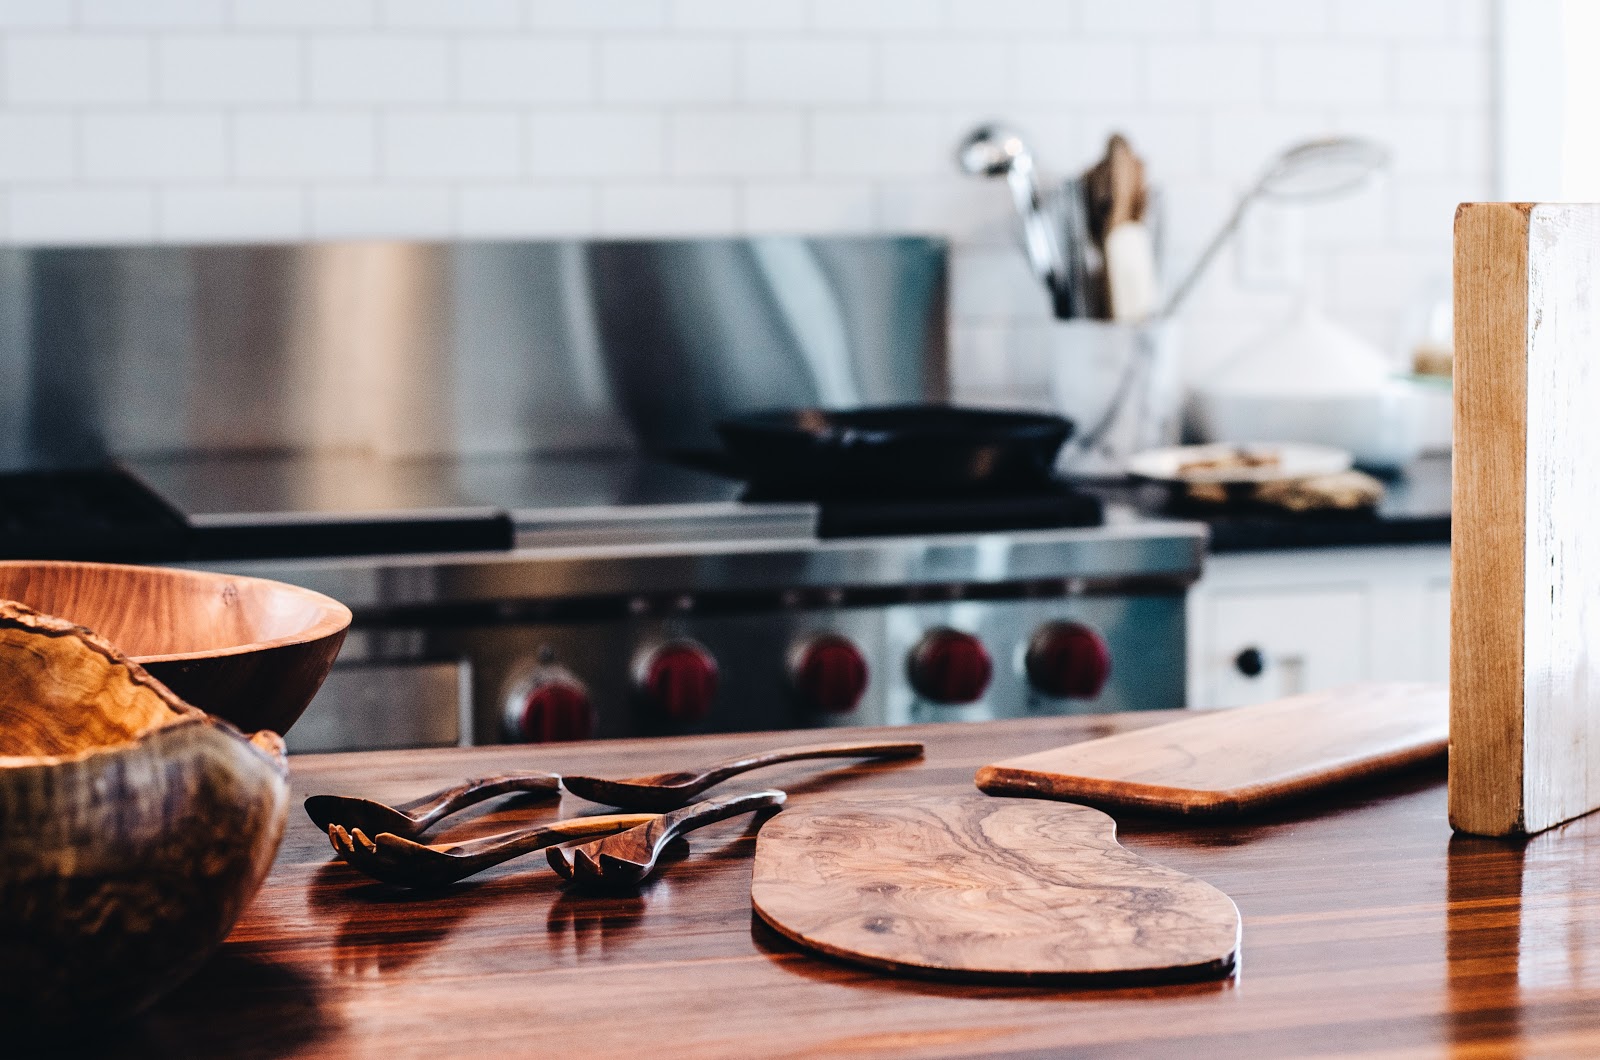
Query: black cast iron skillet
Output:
[[716, 405, 1074, 500]]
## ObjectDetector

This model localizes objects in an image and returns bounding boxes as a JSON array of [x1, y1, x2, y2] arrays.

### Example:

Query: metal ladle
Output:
[[1161, 136, 1390, 318], [957, 124, 1068, 311]]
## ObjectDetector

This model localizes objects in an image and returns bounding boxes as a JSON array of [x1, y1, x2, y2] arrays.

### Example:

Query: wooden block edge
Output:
[[1448, 201, 1530, 838]]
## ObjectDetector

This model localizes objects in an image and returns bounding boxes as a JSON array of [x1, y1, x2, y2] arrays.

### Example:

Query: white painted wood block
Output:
[[1451, 202, 1600, 836]]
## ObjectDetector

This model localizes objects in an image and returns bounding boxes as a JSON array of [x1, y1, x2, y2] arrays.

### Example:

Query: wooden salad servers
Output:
[[751, 793, 1240, 984], [328, 812, 657, 888], [549, 789, 787, 888], [305, 772, 562, 839], [559, 739, 922, 811], [0, 600, 289, 1028]]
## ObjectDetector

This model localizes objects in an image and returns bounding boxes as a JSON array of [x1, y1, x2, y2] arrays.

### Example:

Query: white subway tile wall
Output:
[[0, 0, 1491, 395]]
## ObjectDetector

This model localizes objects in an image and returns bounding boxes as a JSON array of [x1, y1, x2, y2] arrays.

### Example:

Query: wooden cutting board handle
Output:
[[751, 794, 1239, 985], [977, 682, 1446, 819]]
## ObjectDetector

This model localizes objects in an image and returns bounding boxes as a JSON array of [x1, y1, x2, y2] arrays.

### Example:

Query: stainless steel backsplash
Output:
[[0, 236, 947, 470]]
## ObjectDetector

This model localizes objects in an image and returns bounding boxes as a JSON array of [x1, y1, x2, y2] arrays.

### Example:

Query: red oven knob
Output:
[[1025, 621, 1112, 699], [504, 664, 595, 743], [789, 633, 869, 713], [635, 639, 719, 724], [907, 627, 991, 705]]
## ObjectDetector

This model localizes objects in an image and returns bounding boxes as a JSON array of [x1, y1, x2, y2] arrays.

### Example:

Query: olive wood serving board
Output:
[[976, 682, 1447, 818], [750, 793, 1240, 985]]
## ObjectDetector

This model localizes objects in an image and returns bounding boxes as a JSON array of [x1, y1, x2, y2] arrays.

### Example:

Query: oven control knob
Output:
[[1025, 621, 1112, 700], [635, 639, 719, 724], [789, 633, 870, 713], [504, 664, 595, 743], [907, 628, 991, 705]]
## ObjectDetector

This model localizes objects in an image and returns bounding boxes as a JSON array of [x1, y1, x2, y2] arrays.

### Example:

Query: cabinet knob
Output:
[[1234, 647, 1266, 678], [907, 627, 992, 705]]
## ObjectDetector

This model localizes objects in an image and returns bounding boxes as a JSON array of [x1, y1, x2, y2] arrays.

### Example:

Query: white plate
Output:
[[1126, 442, 1354, 485]]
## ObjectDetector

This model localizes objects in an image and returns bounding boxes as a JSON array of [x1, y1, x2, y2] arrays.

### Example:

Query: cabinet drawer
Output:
[[1199, 588, 1367, 708]]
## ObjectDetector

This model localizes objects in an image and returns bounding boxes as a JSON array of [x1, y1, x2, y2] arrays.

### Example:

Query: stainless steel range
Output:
[[0, 235, 1205, 752], [158, 454, 1203, 750]]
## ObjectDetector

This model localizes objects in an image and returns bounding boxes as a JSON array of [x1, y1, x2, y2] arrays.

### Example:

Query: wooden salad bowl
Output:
[[0, 601, 290, 1027], [0, 560, 350, 736]]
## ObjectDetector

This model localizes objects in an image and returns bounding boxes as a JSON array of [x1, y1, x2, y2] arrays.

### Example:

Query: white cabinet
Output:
[[1187, 544, 1451, 709]]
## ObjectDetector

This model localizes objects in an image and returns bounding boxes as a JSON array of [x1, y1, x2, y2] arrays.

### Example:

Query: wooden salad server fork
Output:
[[306, 772, 561, 840], [547, 789, 787, 889], [327, 812, 657, 888], [559, 740, 922, 811]]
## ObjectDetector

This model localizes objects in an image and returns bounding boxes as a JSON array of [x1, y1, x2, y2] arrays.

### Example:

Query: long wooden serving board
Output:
[[976, 682, 1447, 818], [751, 793, 1239, 984]]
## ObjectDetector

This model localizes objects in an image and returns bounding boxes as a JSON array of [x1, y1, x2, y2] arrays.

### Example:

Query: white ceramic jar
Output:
[[1048, 319, 1182, 475]]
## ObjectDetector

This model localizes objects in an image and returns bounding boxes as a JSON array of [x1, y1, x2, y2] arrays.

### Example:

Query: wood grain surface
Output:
[[0, 560, 350, 734], [1451, 202, 1600, 837], [976, 682, 1446, 817], [0, 600, 187, 758], [751, 793, 1239, 983], [39, 714, 1600, 1059], [0, 601, 289, 1028]]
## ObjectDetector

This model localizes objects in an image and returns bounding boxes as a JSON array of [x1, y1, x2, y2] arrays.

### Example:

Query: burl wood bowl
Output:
[[0, 602, 290, 1027], [0, 559, 351, 735]]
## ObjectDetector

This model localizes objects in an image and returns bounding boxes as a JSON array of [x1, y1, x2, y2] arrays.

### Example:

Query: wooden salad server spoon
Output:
[[547, 789, 787, 889], [306, 772, 561, 840], [327, 812, 656, 888], [559, 740, 922, 811]]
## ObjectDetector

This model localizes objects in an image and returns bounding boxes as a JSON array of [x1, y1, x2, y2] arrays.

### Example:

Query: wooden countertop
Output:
[[77, 714, 1600, 1058]]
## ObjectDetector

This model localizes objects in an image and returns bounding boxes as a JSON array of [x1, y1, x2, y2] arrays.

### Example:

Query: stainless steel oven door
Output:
[[286, 659, 473, 754]]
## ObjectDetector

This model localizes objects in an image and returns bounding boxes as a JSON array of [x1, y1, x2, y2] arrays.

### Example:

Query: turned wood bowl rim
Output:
[[0, 559, 352, 665]]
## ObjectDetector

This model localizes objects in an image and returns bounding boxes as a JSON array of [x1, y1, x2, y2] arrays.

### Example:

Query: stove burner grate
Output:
[[769, 481, 1105, 539], [0, 467, 189, 562]]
